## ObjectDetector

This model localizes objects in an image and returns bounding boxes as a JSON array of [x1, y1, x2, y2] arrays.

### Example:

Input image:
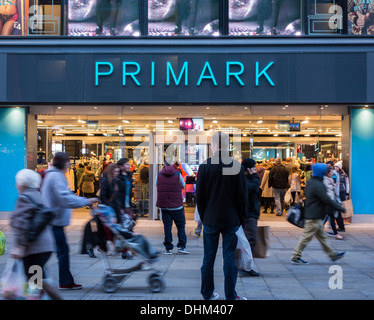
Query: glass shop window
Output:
[[148, 0, 219, 36], [68, 0, 140, 36], [228, 0, 302, 36], [0, 0, 61, 35], [306, 0, 343, 35]]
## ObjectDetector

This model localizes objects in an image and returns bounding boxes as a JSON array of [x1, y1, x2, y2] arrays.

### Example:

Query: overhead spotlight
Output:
[[122, 120, 131, 123], [213, 120, 218, 124], [167, 120, 173, 124], [257, 120, 263, 124], [78, 120, 86, 123]]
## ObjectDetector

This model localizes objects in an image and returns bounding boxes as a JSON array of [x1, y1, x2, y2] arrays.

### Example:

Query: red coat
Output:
[[156, 166, 184, 208]]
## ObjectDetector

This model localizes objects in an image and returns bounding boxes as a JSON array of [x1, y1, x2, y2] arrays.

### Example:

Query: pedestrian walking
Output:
[[117, 158, 135, 221], [291, 163, 346, 264], [334, 161, 349, 231], [196, 132, 247, 300], [260, 162, 275, 214], [323, 166, 344, 240], [79, 165, 98, 199], [268, 158, 289, 216], [289, 165, 302, 205], [10, 169, 62, 300], [41, 152, 98, 290], [156, 158, 189, 255], [239, 158, 261, 277], [81, 163, 121, 258]]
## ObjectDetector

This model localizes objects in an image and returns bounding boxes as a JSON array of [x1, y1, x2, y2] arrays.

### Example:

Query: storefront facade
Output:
[[0, 37, 373, 217], [1, 0, 374, 216]]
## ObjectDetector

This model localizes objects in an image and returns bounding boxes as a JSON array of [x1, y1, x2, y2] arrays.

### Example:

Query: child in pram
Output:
[[90, 204, 159, 261]]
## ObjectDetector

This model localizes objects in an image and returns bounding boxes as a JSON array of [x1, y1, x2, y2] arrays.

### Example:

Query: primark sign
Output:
[[94, 60, 276, 88]]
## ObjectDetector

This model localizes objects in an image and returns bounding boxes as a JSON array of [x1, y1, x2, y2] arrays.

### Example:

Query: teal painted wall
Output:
[[0, 108, 26, 211], [351, 108, 374, 214]]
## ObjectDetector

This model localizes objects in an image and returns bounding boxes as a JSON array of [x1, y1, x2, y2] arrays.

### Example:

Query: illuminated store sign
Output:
[[94, 61, 275, 87]]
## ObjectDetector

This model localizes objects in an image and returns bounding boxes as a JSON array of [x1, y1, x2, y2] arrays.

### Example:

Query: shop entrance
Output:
[[29, 104, 348, 220]]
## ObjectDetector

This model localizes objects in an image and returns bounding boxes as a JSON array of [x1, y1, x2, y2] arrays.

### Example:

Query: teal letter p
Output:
[[95, 62, 113, 86]]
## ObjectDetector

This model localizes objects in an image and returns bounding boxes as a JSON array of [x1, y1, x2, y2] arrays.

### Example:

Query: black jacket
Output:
[[196, 152, 247, 229], [304, 177, 346, 220], [269, 164, 289, 189], [245, 173, 261, 220]]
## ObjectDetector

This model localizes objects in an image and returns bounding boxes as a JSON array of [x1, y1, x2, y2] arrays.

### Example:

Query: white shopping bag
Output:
[[235, 226, 254, 271], [1, 258, 26, 300]]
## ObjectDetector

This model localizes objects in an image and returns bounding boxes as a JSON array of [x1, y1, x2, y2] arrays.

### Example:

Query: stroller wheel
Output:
[[102, 276, 119, 293], [148, 273, 165, 293]]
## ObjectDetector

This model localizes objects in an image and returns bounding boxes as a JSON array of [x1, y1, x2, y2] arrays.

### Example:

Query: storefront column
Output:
[[148, 131, 158, 220], [0, 107, 26, 211], [350, 108, 374, 215]]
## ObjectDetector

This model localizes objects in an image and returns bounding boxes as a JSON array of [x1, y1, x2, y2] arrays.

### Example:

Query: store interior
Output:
[[29, 104, 347, 219]]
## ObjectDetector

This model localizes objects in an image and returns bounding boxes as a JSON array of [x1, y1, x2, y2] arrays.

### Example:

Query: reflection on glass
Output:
[[28, 0, 62, 36], [148, 0, 219, 36], [229, 0, 301, 36], [348, 0, 374, 35], [306, 0, 341, 35], [68, 0, 139, 36]]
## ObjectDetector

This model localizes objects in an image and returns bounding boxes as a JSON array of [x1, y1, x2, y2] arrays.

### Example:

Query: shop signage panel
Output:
[[4, 52, 368, 104]]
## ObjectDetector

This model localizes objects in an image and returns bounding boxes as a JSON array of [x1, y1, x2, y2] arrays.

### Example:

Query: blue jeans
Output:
[[161, 208, 187, 250], [52, 226, 74, 286], [201, 225, 239, 300]]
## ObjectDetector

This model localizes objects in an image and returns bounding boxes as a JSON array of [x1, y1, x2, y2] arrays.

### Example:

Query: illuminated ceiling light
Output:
[[301, 120, 309, 124], [122, 120, 131, 123], [257, 120, 263, 124], [78, 120, 86, 123], [37, 120, 45, 124], [94, 107, 98, 109], [213, 120, 218, 124], [168, 120, 173, 124], [273, 134, 279, 137], [206, 107, 210, 110], [57, 106, 62, 109]]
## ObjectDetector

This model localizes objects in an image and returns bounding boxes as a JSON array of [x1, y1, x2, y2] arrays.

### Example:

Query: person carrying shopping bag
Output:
[[9, 169, 62, 300]]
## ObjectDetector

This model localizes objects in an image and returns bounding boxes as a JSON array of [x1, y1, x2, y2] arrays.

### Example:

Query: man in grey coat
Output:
[[41, 152, 98, 290]]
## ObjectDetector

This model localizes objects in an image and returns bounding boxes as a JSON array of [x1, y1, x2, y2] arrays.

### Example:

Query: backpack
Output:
[[0, 231, 6, 256]]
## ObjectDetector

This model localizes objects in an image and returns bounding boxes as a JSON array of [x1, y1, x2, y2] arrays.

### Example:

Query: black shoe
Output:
[[86, 244, 96, 258], [337, 228, 346, 232], [262, 210, 268, 214], [332, 251, 346, 262], [239, 269, 260, 277]]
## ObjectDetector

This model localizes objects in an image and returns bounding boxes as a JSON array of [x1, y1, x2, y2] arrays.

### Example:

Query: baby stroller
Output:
[[90, 204, 165, 294]]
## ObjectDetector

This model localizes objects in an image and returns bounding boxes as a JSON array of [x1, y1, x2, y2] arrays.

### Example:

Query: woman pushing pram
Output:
[[89, 204, 165, 293]]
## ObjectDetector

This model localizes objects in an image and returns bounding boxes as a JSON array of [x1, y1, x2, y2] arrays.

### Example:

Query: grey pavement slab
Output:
[[1, 210, 374, 300]]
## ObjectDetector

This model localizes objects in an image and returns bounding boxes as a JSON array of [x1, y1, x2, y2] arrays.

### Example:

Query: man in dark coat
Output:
[[239, 158, 261, 277], [269, 158, 289, 216], [291, 163, 346, 264], [196, 132, 247, 301]]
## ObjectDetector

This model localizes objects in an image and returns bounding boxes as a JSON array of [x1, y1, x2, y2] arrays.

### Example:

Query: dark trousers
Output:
[[201, 225, 239, 300], [161, 208, 187, 250], [291, 191, 300, 205], [52, 226, 74, 286], [23, 252, 52, 281], [243, 217, 258, 252]]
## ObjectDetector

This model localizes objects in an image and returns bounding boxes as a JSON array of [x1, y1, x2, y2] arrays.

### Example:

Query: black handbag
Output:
[[286, 203, 305, 228], [23, 194, 56, 242]]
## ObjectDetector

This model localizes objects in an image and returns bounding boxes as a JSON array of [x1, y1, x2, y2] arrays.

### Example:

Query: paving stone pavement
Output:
[[1, 209, 374, 300]]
